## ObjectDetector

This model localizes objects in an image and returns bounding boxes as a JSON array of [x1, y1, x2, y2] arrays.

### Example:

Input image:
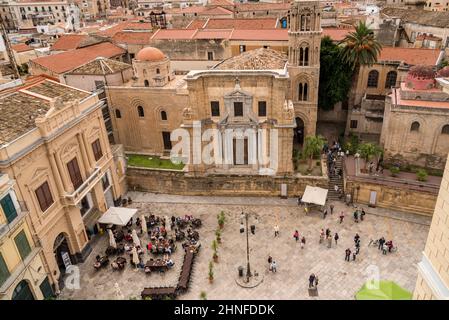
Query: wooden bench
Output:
[[141, 287, 177, 300]]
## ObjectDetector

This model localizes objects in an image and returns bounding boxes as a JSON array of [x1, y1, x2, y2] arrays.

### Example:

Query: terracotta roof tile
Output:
[[151, 29, 198, 40], [235, 3, 290, 12], [378, 47, 442, 66], [51, 34, 88, 51], [97, 21, 152, 37], [31, 42, 126, 74], [322, 28, 354, 41], [193, 29, 233, 39], [112, 31, 152, 44], [67, 57, 132, 75], [230, 29, 288, 41], [204, 18, 278, 29], [186, 19, 208, 29], [11, 43, 33, 53]]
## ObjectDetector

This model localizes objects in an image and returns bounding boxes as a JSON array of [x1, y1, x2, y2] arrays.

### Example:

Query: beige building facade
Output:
[[0, 173, 51, 300], [414, 152, 449, 299], [0, 77, 123, 295]]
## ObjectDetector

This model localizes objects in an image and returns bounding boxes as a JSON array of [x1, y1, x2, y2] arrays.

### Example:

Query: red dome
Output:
[[136, 47, 165, 62]]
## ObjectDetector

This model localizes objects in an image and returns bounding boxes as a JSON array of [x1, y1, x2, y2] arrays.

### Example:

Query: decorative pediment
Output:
[[61, 141, 78, 157], [88, 126, 101, 140], [31, 167, 48, 180]]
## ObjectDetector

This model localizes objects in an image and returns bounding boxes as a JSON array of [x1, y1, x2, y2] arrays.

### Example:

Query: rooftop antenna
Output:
[[0, 19, 20, 79]]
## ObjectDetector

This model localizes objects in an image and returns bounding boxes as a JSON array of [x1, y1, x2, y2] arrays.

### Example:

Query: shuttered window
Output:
[[35, 182, 54, 212], [1, 193, 17, 223], [91, 139, 103, 161], [0, 253, 10, 287], [67, 158, 83, 190], [14, 230, 32, 261]]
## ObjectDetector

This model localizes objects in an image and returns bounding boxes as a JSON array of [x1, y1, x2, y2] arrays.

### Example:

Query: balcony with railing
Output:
[[64, 167, 103, 206], [0, 201, 30, 241]]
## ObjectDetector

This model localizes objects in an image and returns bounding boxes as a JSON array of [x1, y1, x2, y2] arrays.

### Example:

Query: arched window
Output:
[[299, 46, 309, 66], [137, 106, 144, 117], [298, 82, 308, 101], [161, 110, 167, 121], [442, 124, 449, 134], [385, 71, 397, 88], [156, 68, 160, 74], [410, 121, 420, 132], [144, 80, 149, 87], [115, 109, 121, 118], [367, 70, 379, 88]]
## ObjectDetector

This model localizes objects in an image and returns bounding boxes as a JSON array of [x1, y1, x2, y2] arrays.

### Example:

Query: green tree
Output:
[[339, 21, 382, 106], [318, 36, 353, 110], [302, 135, 326, 170], [358, 143, 383, 170]]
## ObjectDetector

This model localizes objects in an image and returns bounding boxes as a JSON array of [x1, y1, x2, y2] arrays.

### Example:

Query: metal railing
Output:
[[64, 167, 102, 205]]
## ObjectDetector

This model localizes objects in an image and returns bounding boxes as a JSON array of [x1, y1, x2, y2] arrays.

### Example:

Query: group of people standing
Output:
[[345, 233, 361, 262]]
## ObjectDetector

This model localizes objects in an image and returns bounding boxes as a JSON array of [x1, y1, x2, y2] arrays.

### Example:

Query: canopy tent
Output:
[[301, 186, 328, 206], [355, 280, 413, 300], [97, 207, 138, 226]]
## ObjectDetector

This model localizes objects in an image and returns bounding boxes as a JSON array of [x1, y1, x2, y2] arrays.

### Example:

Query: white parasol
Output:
[[131, 246, 139, 266], [108, 229, 117, 249], [132, 229, 141, 247], [114, 282, 124, 300], [165, 215, 171, 231], [141, 215, 147, 234]]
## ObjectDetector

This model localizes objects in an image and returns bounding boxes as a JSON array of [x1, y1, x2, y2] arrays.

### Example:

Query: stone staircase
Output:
[[328, 157, 344, 201]]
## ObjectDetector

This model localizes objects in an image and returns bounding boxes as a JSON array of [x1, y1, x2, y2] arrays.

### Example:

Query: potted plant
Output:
[[208, 261, 214, 283], [212, 240, 218, 262], [200, 291, 207, 300], [416, 169, 428, 182], [215, 229, 222, 244], [217, 211, 226, 229], [390, 166, 400, 177]]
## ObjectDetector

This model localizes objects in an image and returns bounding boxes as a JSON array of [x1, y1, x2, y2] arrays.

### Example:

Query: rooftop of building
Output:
[[31, 42, 126, 74], [377, 47, 442, 66], [51, 34, 88, 51], [213, 48, 287, 70], [381, 7, 449, 28], [186, 17, 279, 29], [391, 85, 449, 110], [96, 21, 153, 37], [11, 43, 33, 53], [112, 31, 153, 45], [66, 57, 132, 75], [0, 78, 90, 145]]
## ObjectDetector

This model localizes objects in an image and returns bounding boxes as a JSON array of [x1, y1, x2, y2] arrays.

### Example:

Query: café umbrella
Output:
[[132, 229, 141, 247], [108, 229, 117, 249], [131, 247, 139, 266], [141, 215, 147, 234]]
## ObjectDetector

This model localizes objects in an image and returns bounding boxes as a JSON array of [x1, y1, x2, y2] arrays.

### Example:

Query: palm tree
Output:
[[339, 21, 382, 106], [302, 135, 326, 170], [358, 143, 383, 170]]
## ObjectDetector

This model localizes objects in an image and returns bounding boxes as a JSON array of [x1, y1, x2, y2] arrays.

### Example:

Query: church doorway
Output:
[[12, 280, 35, 300], [233, 138, 248, 165]]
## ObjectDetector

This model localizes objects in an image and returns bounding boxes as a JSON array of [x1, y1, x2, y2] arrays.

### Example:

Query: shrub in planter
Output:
[[208, 261, 214, 283], [200, 291, 207, 300], [390, 166, 400, 177], [212, 240, 218, 262], [217, 211, 226, 229], [416, 169, 428, 182], [215, 229, 222, 243]]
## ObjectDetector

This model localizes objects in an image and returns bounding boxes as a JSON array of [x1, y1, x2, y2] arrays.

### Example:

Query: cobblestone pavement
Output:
[[60, 193, 429, 300]]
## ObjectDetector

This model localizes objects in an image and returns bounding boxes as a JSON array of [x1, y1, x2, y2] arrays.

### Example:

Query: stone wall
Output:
[[127, 167, 328, 197], [345, 176, 438, 216]]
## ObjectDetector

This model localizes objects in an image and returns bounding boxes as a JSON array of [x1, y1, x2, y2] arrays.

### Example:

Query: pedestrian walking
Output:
[[382, 243, 388, 255], [327, 236, 332, 248], [325, 228, 331, 239], [361, 208, 366, 221], [345, 248, 351, 261], [334, 233, 339, 245], [271, 261, 277, 273], [274, 225, 279, 237], [301, 236, 306, 249], [314, 276, 319, 287], [352, 251, 357, 261], [378, 237, 385, 250], [353, 210, 359, 223], [354, 233, 360, 244], [240, 222, 244, 233], [293, 230, 299, 242], [309, 274, 316, 288], [330, 204, 334, 215], [323, 208, 328, 219], [319, 229, 325, 244], [339, 211, 345, 224], [268, 255, 273, 271]]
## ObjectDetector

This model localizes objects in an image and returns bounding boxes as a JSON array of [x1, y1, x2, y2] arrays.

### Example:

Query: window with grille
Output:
[[385, 71, 397, 88], [350, 120, 358, 129], [367, 70, 379, 88]]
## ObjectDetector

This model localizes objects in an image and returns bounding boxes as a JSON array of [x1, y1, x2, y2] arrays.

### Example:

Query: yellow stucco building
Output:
[[0, 76, 124, 298]]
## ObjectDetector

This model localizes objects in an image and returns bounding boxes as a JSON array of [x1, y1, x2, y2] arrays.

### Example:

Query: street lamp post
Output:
[[245, 212, 252, 282]]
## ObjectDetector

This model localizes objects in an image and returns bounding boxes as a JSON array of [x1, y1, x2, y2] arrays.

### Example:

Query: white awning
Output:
[[97, 207, 138, 226], [301, 186, 328, 206]]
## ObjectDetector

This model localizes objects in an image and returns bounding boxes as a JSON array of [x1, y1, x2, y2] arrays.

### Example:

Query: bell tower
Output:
[[287, 0, 321, 139]]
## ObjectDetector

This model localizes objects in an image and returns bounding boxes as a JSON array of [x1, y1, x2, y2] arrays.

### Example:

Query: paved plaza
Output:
[[60, 192, 430, 300]]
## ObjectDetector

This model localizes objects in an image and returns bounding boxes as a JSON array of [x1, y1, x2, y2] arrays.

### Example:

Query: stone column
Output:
[[54, 153, 71, 192], [49, 153, 65, 195], [78, 132, 94, 172]]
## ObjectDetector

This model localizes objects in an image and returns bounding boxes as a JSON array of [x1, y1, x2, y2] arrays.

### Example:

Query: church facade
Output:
[[106, 0, 322, 176]]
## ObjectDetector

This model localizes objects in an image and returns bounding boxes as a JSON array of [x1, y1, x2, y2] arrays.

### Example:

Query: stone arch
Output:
[[294, 74, 313, 101], [53, 232, 74, 275], [11, 279, 35, 300]]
